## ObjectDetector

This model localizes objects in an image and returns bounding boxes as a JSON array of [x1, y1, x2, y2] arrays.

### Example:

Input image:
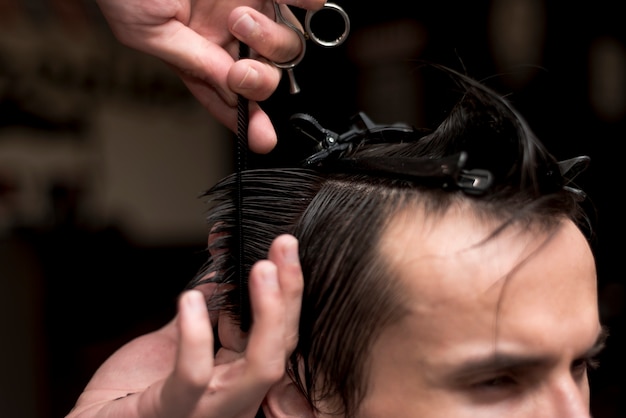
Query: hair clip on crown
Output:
[[292, 112, 494, 195]]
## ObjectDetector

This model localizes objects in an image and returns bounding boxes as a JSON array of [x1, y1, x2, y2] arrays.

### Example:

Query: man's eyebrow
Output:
[[445, 326, 609, 383], [445, 353, 549, 384], [586, 325, 609, 358]]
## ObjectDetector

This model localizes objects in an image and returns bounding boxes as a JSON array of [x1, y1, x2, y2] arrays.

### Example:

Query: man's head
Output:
[[320, 203, 599, 418], [190, 65, 599, 417]]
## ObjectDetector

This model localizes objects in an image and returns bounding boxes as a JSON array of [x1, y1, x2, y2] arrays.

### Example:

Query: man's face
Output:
[[354, 208, 601, 418]]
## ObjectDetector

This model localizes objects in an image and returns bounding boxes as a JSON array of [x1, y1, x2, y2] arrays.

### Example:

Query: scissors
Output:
[[273, 2, 350, 94]]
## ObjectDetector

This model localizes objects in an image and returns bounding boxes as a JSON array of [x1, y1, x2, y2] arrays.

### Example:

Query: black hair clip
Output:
[[292, 111, 418, 167], [557, 155, 591, 200], [292, 112, 493, 195], [334, 152, 493, 195]]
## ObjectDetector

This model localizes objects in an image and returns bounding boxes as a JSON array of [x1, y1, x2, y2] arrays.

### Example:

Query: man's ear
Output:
[[262, 373, 315, 418]]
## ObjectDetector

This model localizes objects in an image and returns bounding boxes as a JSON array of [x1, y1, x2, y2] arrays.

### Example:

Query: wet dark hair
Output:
[[187, 64, 590, 417]]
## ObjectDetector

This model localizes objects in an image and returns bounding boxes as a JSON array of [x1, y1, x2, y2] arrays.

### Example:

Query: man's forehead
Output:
[[375, 211, 598, 363], [378, 206, 546, 302]]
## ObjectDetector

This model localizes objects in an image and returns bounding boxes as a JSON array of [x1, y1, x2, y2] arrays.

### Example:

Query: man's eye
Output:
[[474, 375, 516, 390], [571, 356, 600, 377], [465, 375, 522, 403]]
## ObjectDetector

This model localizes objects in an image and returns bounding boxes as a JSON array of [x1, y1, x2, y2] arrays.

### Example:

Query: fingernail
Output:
[[232, 13, 259, 38], [277, 0, 326, 10], [262, 265, 279, 289], [284, 238, 299, 264], [186, 290, 204, 312], [238, 65, 259, 89]]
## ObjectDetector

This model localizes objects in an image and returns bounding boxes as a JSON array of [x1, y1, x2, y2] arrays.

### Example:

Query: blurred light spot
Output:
[[488, 0, 546, 88], [589, 36, 626, 122]]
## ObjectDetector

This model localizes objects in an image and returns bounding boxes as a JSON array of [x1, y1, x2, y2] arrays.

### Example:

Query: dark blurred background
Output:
[[0, 1, 624, 417]]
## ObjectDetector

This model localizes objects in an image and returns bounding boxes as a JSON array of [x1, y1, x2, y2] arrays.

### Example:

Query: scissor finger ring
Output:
[[273, 2, 308, 71], [272, 2, 350, 94], [305, 3, 350, 48]]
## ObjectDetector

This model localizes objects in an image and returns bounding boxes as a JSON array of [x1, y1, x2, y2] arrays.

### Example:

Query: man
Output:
[[183, 67, 601, 417], [68, 64, 602, 417], [67, 1, 602, 416]]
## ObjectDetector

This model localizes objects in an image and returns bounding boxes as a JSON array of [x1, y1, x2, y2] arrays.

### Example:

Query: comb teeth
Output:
[[235, 41, 251, 332]]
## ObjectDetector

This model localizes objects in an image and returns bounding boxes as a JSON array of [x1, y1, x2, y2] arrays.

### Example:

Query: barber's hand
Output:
[[65, 235, 302, 418], [157, 234, 302, 417], [95, 0, 326, 154]]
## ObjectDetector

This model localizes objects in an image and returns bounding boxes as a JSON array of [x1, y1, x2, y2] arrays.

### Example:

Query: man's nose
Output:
[[538, 376, 590, 418]]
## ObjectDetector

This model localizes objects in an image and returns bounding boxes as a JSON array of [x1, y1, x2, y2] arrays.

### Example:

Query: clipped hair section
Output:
[[295, 64, 588, 207], [417, 64, 568, 196]]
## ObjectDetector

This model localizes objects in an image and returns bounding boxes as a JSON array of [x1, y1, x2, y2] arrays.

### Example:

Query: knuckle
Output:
[[256, 361, 287, 384], [176, 361, 213, 389]]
